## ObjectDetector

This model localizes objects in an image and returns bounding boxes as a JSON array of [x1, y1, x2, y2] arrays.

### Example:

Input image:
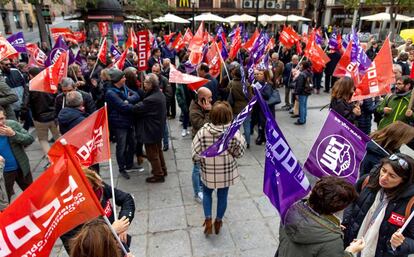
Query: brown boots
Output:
[[203, 218, 223, 235]]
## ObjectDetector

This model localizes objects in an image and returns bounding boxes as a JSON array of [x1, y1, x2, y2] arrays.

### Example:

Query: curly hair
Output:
[[309, 176, 358, 215]]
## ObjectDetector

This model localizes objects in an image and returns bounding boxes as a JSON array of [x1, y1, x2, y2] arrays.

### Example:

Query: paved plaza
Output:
[[19, 92, 411, 257]]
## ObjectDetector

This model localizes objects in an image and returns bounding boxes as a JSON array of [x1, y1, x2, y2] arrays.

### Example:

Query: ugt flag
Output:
[[304, 110, 371, 184], [0, 144, 105, 257], [45, 35, 68, 66], [6, 32, 26, 53], [200, 96, 257, 157], [48, 107, 110, 167], [254, 85, 311, 222]]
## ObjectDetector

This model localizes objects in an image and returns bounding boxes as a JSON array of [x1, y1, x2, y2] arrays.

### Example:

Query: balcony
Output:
[[199, 0, 213, 8], [221, 0, 236, 8]]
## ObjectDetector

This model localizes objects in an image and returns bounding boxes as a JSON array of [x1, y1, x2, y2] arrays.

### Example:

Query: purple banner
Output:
[[45, 36, 68, 67], [110, 44, 121, 60], [7, 32, 26, 53], [342, 29, 371, 76], [304, 110, 371, 184], [68, 50, 76, 65], [328, 29, 339, 50], [250, 32, 269, 65], [254, 85, 311, 222], [200, 96, 257, 157], [238, 54, 248, 99]]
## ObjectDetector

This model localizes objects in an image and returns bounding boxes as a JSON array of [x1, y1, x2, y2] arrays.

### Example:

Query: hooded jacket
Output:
[[277, 200, 353, 257], [192, 123, 246, 189], [58, 107, 88, 135], [377, 92, 414, 130]]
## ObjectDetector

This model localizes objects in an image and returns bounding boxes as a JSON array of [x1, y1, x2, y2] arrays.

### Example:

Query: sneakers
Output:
[[119, 171, 130, 180], [126, 165, 145, 173], [181, 129, 188, 137], [195, 192, 203, 203]]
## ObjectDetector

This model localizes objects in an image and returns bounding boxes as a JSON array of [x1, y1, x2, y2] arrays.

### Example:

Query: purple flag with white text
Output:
[[45, 36, 68, 67], [342, 29, 371, 76], [7, 32, 26, 53], [254, 85, 311, 222], [200, 96, 257, 157], [304, 110, 370, 184], [110, 44, 121, 60]]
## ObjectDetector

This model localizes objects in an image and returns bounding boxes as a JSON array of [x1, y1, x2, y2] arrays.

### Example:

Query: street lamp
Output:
[[255, 0, 259, 28], [358, 0, 364, 31], [191, 0, 195, 34]]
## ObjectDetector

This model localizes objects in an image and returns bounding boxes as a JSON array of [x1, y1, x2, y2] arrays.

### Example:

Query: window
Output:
[[13, 12, 22, 29], [221, 0, 235, 8]]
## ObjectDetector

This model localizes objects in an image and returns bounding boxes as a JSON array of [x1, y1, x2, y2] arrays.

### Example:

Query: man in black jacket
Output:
[[324, 49, 341, 93], [57, 91, 88, 135], [133, 73, 167, 183], [293, 61, 313, 125], [26, 67, 60, 156], [55, 77, 96, 118], [198, 63, 218, 103]]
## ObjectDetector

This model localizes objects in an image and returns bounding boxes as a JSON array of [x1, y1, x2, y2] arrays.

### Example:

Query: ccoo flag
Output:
[[254, 84, 311, 222], [168, 65, 209, 91], [0, 144, 104, 257], [304, 110, 371, 184]]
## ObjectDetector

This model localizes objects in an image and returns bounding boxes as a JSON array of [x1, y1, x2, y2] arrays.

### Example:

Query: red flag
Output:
[[136, 30, 149, 71], [189, 22, 204, 52], [242, 28, 259, 51], [304, 36, 330, 73], [351, 37, 394, 101], [73, 31, 86, 43], [26, 43, 46, 67], [29, 51, 67, 93], [49, 107, 110, 166], [0, 36, 17, 61], [97, 37, 107, 65], [114, 50, 127, 70], [182, 28, 193, 45], [265, 37, 275, 52], [411, 63, 414, 79], [171, 32, 184, 51], [0, 145, 104, 257], [164, 32, 176, 45], [279, 26, 300, 49], [228, 26, 241, 60], [169, 65, 209, 91], [50, 28, 78, 44], [295, 40, 302, 56], [206, 42, 222, 78], [125, 28, 137, 50], [203, 31, 213, 44], [98, 22, 109, 37], [333, 39, 359, 85]]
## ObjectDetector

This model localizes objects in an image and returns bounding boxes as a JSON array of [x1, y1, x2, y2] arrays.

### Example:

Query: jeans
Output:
[[192, 163, 202, 195], [202, 184, 229, 219], [114, 127, 136, 172], [182, 109, 189, 130], [313, 72, 323, 90], [298, 95, 308, 124], [163, 121, 169, 147], [242, 114, 251, 145]]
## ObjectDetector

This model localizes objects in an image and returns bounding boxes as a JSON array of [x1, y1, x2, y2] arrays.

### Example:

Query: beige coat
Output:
[[192, 123, 246, 189]]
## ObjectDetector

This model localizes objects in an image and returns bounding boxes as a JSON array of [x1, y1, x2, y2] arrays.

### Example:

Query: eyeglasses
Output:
[[389, 154, 410, 171]]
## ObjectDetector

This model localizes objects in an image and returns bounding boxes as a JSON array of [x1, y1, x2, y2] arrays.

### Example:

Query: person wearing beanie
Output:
[[105, 68, 143, 179]]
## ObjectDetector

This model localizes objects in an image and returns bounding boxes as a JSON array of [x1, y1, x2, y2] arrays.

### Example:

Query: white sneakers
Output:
[[195, 192, 203, 203], [181, 129, 189, 137]]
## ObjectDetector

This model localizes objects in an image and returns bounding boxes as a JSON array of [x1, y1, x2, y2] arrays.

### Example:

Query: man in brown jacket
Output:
[[271, 53, 284, 88], [189, 87, 212, 203]]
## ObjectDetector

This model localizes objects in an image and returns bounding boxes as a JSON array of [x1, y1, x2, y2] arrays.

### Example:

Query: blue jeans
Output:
[[242, 115, 251, 145], [114, 127, 136, 171], [202, 184, 229, 219], [163, 121, 169, 147], [192, 163, 202, 195], [298, 95, 308, 124]]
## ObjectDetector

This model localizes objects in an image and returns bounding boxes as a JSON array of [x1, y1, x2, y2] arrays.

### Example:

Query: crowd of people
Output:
[[1, 24, 414, 256]]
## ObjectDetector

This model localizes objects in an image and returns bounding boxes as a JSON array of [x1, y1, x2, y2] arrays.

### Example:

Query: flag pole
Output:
[[103, 216, 129, 256], [400, 210, 414, 233], [104, 103, 118, 221], [89, 37, 104, 79], [214, 41, 230, 81]]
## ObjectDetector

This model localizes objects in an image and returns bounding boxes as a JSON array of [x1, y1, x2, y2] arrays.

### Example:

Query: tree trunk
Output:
[[34, 1, 50, 48]]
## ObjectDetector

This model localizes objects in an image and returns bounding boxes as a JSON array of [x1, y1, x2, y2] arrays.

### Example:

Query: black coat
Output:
[[294, 69, 312, 96], [28, 91, 56, 122], [325, 51, 341, 75], [359, 141, 389, 176], [58, 107, 88, 135], [343, 177, 414, 257], [330, 98, 358, 124], [133, 87, 166, 144], [55, 90, 96, 118], [203, 74, 219, 103]]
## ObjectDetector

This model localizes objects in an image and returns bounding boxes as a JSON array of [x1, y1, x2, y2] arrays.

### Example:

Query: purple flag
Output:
[[246, 32, 269, 83], [228, 27, 236, 40], [7, 32, 26, 53], [246, 56, 255, 83], [304, 110, 371, 184], [184, 61, 196, 74], [315, 32, 324, 46], [328, 29, 339, 50], [110, 44, 121, 60], [342, 29, 371, 76], [254, 85, 311, 222], [200, 96, 257, 157], [153, 39, 159, 50], [256, 53, 269, 70], [219, 36, 228, 61], [45, 35, 68, 67], [75, 53, 88, 73], [68, 50, 76, 65], [238, 54, 248, 98]]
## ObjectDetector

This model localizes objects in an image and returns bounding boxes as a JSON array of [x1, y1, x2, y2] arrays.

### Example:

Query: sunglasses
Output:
[[389, 154, 410, 171]]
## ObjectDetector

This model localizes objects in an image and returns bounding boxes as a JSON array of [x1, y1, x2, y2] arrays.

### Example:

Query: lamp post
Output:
[[358, 0, 364, 31], [191, 0, 196, 34], [255, 0, 259, 28]]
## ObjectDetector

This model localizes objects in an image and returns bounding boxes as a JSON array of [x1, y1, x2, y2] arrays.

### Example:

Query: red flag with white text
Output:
[[98, 22, 109, 37], [29, 51, 67, 93], [206, 43, 222, 78], [164, 32, 176, 45], [26, 43, 46, 67], [136, 30, 149, 71], [169, 65, 209, 91], [188, 22, 205, 65], [279, 26, 300, 49], [266, 37, 276, 52], [114, 50, 127, 70], [0, 145, 104, 257], [0, 36, 17, 61], [304, 36, 330, 73], [97, 38, 107, 65], [171, 32, 185, 51], [333, 39, 360, 85], [48, 107, 110, 166], [125, 28, 137, 50], [351, 37, 394, 101], [242, 28, 259, 52], [182, 28, 193, 46], [50, 28, 78, 44], [73, 31, 86, 43], [228, 26, 241, 60]]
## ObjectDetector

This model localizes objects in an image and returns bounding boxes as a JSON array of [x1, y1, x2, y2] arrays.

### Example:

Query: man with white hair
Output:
[[271, 52, 284, 87], [57, 91, 87, 135]]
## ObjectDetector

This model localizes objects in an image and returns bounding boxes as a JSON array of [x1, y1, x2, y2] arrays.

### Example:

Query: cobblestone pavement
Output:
[[19, 92, 412, 257]]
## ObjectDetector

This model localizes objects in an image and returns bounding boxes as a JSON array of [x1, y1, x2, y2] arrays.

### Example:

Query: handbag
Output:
[[266, 87, 281, 106]]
